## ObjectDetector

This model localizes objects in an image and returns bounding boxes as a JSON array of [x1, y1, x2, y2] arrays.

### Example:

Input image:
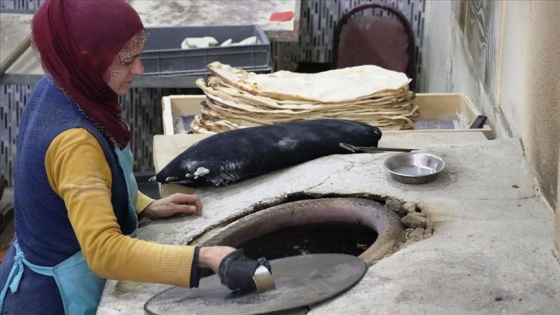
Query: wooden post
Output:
[[0, 34, 32, 76]]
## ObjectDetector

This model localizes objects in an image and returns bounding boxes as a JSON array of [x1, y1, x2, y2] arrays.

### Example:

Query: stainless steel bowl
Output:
[[383, 152, 446, 184]]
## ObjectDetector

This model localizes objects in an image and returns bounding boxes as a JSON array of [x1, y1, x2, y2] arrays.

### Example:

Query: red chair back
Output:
[[332, 3, 416, 90]]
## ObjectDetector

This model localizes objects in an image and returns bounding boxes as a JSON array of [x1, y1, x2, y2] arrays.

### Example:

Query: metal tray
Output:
[[383, 152, 445, 184]]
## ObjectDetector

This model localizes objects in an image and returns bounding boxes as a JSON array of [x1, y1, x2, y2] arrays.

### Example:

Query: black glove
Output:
[[218, 249, 271, 291]]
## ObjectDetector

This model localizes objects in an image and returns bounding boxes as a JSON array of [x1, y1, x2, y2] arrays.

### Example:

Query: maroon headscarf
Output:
[[32, 0, 145, 148]]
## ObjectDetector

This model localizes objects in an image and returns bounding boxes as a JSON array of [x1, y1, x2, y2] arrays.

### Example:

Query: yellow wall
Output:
[[421, 0, 560, 249]]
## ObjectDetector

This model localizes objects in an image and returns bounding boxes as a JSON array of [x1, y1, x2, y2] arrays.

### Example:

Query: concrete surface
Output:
[[130, 0, 300, 41], [98, 137, 560, 314], [421, 0, 560, 215], [0, 0, 300, 77]]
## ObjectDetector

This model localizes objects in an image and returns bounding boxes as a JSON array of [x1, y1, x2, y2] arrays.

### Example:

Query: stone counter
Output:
[[98, 135, 560, 314]]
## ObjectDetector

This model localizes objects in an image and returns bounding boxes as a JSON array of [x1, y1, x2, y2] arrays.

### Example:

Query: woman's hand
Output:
[[198, 246, 237, 274], [142, 193, 202, 219], [199, 247, 272, 291]]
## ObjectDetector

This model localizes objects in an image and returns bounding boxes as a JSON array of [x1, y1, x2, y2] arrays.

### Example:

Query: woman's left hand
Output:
[[143, 193, 202, 219]]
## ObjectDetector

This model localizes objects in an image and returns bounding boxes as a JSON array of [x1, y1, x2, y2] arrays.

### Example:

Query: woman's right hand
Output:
[[198, 246, 272, 291], [198, 246, 236, 274]]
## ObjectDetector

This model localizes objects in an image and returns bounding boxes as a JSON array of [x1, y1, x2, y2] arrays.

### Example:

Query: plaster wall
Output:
[[501, 0, 560, 214], [558, 148, 560, 254], [421, 0, 560, 248]]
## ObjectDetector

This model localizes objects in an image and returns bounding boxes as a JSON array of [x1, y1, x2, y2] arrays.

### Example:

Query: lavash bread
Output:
[[188, 62, 419, 134]]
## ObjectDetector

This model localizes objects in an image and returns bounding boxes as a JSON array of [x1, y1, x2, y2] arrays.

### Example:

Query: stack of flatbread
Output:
[[191, 61, 418, 134]]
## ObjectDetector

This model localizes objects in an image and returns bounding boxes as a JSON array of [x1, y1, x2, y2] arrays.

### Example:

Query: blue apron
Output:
[[0, 145, 138, 314]]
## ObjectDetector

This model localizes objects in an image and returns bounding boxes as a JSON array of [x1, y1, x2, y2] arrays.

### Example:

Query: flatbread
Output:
[[206, 62, 411, 103], [187, 62, 418, 134]]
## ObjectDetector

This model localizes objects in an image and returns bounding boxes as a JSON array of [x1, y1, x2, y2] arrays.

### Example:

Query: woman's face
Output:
[[104, 37, 145, 96]]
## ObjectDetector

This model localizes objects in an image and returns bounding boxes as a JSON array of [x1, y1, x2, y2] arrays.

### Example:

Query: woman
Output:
[[0, 1, 268, 314]]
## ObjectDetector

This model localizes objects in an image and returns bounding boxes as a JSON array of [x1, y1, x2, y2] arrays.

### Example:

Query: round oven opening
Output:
[[145, 197, 413, 315], [241, 221, 378, 260], [202, 197, 405, 265]]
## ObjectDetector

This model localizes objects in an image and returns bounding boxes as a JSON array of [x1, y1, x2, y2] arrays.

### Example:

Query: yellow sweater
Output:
[[45, 128, 195, 287]]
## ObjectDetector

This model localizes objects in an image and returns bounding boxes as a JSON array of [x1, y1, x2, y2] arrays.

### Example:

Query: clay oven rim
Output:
[[202, 197, 406, 265]]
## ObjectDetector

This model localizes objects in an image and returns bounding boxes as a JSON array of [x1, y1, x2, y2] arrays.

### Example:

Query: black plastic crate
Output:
[[141, 24, 271, 76]]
